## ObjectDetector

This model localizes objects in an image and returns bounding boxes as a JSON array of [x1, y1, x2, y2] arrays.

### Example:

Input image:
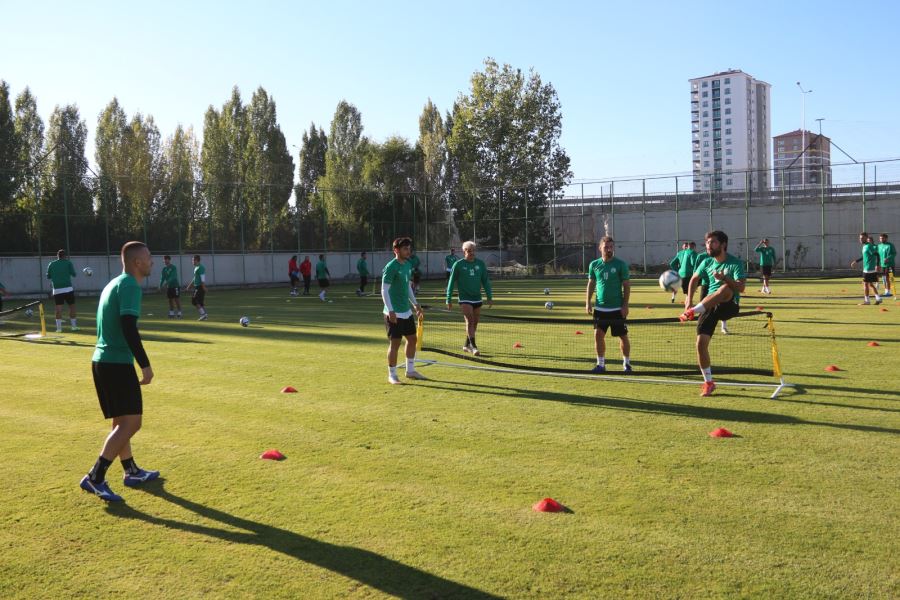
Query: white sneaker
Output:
[[720, 325, 729, 335], [462, 344, 473, 353], [388, 373, 402, 385], [406, 370, 428, 380], [198, 314, 208, 320], [470, 345, 481, 356]]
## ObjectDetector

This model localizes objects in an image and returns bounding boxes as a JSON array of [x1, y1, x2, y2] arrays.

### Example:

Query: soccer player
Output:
[[316, 254, 330, 301], [445, 247, 459, 281], [408, 249, 422, 295], [288, 255, 300, 296], [79, 241, 158, 502], [446, 240, 493, 356], [46, 249, 78, 332], [667, 242, 696, 303], [679, 230, 747, 397], [0, 278, 8, 311], [754, 238, 777, 294], [356, 251, 369, 296], [300, 256, 312, 295], [159, 255, 182, 318], [850, 232, 882, 305], [877, 233, 896, 297], [185, 255, 209, 320], [382, 237, 426, 384], [585, 236, 632, 374]]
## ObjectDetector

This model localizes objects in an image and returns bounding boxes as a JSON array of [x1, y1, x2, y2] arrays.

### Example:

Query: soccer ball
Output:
[[543, 288, 551, 295], [239, 316, 250, 327], [24, 308, 33, 318], [659, 270, 681, 293], [544, 301, 554, 310], [82, 267, 93, 277]]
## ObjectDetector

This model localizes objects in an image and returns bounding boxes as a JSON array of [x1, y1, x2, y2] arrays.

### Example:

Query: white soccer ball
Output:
[[543, 288, 551, 295], [24, 308, 33, 318], [82, 267, 93, 277], [239, 316, 250, 327], [659, 270, 681, 293], [544, 301, 554, 310]]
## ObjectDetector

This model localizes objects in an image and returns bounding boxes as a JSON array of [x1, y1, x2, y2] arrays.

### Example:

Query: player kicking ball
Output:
[[679, 230, 746, 397], [382, 237, 426, 384]]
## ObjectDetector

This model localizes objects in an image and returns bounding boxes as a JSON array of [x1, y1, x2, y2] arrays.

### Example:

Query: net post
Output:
[[39, 302, 46, 337]]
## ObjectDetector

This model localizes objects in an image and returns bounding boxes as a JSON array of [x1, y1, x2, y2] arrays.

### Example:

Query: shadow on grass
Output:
[[418, 379, 900, 435], [106, 481, 499, 599]]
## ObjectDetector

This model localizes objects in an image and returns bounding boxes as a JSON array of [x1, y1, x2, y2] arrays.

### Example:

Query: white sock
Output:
[[177, 311, 182, 316], [389, 365, 397, 377], [691, 303, 707, 316], [623, 357, 631, 366], [702, 367, 713, 383], [406, 358, 415, 372], [875, 293, 881, 301], [55, 319, 62, 329], [70, 318, 77, 327], [168, 310, 174, 316], [200, 308, 207, 315], [596, 357, 605, 367]]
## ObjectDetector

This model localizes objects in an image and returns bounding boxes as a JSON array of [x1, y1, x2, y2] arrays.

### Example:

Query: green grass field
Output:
[[1, 276, 898, 599]]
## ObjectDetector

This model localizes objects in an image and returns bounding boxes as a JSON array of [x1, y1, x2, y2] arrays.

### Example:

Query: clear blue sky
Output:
[[3, 0, 899, 188]]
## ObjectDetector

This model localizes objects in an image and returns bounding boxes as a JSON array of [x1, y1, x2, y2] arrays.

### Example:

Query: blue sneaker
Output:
[[123, 468, 160, 487], [80, 475, 123, 502], [623, 364, 633, 373], [590, 364, 606, 374]]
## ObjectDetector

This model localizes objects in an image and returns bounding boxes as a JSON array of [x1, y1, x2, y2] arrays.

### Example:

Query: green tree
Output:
[[14, 87, 44, 208], [297, 122, 327, 211], [95, 98, 130, 241], [158, 125, 202, 251], [0, 81, 24, 252], [317, 100, 367, 226]]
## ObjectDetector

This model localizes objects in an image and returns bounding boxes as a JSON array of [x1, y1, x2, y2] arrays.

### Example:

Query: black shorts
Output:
[[290, 274, 299, 285], [359, 275, 368, 288], [412, 271, 421, 283], [761, 265, 773, 277], [863, 272, 878, 284], [697, 299, 740, 337], [166, 286, 180, 299], [593, 309, 628, 337], [192, 288, 205, 306], [318, 278, 330, 289], [92, 361, 142, 418], [460, 301, 483, 310], [385, 314, 417, 339], [53, 291, 76, 306], [680, 277, 690, 294]]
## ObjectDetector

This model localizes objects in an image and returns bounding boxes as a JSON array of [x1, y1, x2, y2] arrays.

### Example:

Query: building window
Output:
[[703, 121, 709, 127], [725, 108, 731, 115], [726, 149, 732, 155], [703, 151, 710, 157], [703, 131, 709, 137], [726, 159, 732, 165], [704, 161, 710, 167], [703, 111, 708, 117], [725, 128, 731, 135], [702, 91, 708, 98], [724, 88, 730, 95], [703, 141, 710, 147], [725, 138, 731, 145], [725, 118, 731, 125], [702, 81, 708, 87], [724, 77, 730, 84], [724, 98, 731, 105], [726, 178, 733, 185]]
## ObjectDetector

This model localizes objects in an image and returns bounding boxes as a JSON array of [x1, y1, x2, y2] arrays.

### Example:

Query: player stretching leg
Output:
[[382, 237, 426, 384], [679, 231, 746, 397], [446, 241, 493, 356]]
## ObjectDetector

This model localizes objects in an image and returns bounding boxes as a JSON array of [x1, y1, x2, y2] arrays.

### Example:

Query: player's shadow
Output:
[[107, 481, 500, 599]]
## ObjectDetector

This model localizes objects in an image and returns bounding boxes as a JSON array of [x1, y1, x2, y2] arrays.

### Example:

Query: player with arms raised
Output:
[[585, 236, 632, 373], [446, 241, 493, 356], [382, 237, 426, 384]]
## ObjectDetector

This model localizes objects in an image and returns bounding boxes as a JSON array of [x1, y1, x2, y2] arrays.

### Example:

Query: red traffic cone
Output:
[[574, 330, 583, 335], [756, 306, 765, 311], [709, 427, 734, 438], [881, 307, 889, 312], [646, 305, 653, 309], [513, 342, 523, 348], [260, 449, 286, 460], [532, 497, 565, 512], [824, 365, 841, 372], [281, 386, 298, 393], [867, 341, 880, 347]]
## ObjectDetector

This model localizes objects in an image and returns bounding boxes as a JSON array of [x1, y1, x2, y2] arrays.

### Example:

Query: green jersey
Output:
[[160, 264, 179, 288], [587, 256, 630, 310], [408, 254, 421, 274], [315, 260, 329, 280], [356, 258, 369, 276], [93, 272, 143, 364], [668, 248, 696, 278], [445, 253, 459, 271], [696, 253, 745, 304], [381, 258, 413, 316], [755, 244, 776, 267], [857, 243, 878, 272], [878, 242, 896, 268], [192, 264, 206, 287], [46, 258, 76, 293], [446, 258, 492, 303]]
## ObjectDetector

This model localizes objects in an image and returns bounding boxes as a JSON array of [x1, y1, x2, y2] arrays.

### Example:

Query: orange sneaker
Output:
[[700, 381, 716, 397], [679, 308, 696, 322]]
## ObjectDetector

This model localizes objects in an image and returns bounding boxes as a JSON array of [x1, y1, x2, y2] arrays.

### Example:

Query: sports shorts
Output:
[[192, 288, 205, 306], [762, 265, 773, 277], [460, 300, 483, 310], [289, 273, 299, 285], [593, 309, 628, 337], [384, 314, 416, 339], [92, 361, 142, 418], [166, 286, 180, 299], [697, 299, 740, 337], [412, 271, 422, 283], [54, 291, 76, 306], [863, 272, 878, 283], [318, 278, 330, 289]]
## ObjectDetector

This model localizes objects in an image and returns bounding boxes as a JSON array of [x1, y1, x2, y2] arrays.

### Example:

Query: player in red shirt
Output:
[[299, 256, 312, 295], [288, 255, 300, 296]]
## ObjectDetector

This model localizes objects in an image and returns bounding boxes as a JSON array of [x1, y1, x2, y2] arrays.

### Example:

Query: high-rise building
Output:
[[773, 129, 832, 188], [690, 70, 771, 192]]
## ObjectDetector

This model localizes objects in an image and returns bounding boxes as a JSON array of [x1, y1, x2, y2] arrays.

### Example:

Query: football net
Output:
[[417, 308, 791, 398], [0, 300, 46, 338]]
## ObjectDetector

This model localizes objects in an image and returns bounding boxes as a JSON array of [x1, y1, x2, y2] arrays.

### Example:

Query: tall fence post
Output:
[[497, 189, 503, 279], [63, 176, 71, 254], [580, 183, 586, 273], [707, 174, 713, 231], [641, 179, 647, 273], [524, 187, 529, 271], [821, 166, 826, 271], [674, 177, 679, 247], [781, 169, 787, 273], [744, 171, 750, 270], [861, 162, 867, 232], [820, 172, 826, 272]]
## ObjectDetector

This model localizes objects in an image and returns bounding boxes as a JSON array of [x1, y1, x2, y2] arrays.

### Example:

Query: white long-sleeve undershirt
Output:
[[382, 282, 418, 318]]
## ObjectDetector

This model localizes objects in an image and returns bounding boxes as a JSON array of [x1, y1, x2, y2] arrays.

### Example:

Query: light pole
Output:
[[796, 82, 813, 187]]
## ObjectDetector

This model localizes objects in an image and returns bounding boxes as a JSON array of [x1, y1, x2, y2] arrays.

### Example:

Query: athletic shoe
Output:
[[678, 308, 695, 322], [406, 370, 428, 380], [623, 364, 633, 373], [79, 475, 123, 502], [670, 297, 675, 303], [590, 365, 606, 374], [70, 326, 79, 331], [883, 292, 892, 297], [462, 344, 473, 353], [470, 345, 480, 356], [700, 381, 716, 397], [720, 324, 729, 335], [55, 327, 62, 333], [123, 468, 160, 487], [388, 373, 402, 385], [177, 313, 183, 319], [875, 298, 883, 305], [198, 314, 208, 320]]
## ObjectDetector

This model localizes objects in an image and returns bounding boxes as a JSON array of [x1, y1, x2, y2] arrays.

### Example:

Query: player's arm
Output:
[[585, 278, 595, 314], [668, 255, 679, 270], [381, 279, 397, 323], [445, 263, 458, 309], [407, 283, 422, 317], [685, 273, 701, 307], [621, 279, 631, 318]]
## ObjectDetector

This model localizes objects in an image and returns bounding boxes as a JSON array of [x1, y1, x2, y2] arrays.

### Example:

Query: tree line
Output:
[[0, 58, 571, 255]]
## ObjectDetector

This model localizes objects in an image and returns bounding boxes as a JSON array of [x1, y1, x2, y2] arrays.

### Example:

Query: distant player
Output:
[[0, 278, 8, 311], [356, 251, 369, 296], [159, 255, 182, 318], [300, 256, 312, 295], [445, 248, 459, 281], [382, 237, 426, 384], [667, 242, 696, 303], [288, 255, 300, 296], [185, 255, 209, 320], [408, 249, 422, 295], [47, 249, 78, 332], [754, 238, 777, 294], [446, 240, 493, 356], [877, 233, 896, 297], [585, 236, 632, 373], [851, 232, 882, 305], [679, 230, 746, 397], [79, 241, 158, 502], [316, 254, 330, 301]]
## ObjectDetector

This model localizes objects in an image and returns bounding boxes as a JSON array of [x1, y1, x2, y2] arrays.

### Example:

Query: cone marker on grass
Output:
[[824, 365, 841, 372], [281, 386, 298, 393], [260, 449, 286, 460], [532, 498, 566, 512], [709, 428, 734, 438]]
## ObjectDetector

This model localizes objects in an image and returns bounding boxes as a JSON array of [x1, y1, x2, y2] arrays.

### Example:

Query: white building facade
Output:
[[690, 70, 771, 193]]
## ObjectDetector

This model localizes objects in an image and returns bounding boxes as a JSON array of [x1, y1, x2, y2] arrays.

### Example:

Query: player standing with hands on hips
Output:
[[382, 237, 426, 384]]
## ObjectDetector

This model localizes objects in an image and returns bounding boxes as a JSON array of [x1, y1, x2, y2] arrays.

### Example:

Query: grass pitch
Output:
[[1, 277, 898, 598]]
